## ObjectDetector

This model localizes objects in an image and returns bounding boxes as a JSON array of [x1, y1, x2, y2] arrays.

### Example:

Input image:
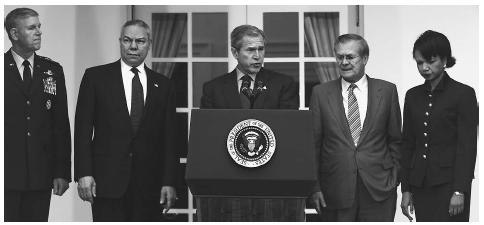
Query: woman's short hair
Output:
[[413, 30, 456, 68]]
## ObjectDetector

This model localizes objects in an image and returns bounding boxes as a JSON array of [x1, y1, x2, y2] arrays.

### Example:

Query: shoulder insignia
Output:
[[39, 55, 53, 61], [38, 55, 60, 65]]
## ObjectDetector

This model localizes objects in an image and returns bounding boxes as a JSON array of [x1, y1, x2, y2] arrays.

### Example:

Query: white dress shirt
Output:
[[11, 49, 34, 80], [341, 75, 368, 129], [236, 68, 256, 93], [121, 60, 147, 114]]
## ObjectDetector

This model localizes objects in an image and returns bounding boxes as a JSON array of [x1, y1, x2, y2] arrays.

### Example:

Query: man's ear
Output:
[[231, 47, 239, 59], [9, 28, 18, 41], [362, 55, 369, 66]]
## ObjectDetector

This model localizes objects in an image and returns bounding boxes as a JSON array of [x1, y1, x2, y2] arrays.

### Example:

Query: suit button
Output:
[[26, 100, 31, 105], [428, 94, 432, 98], [424, 122, 428, 126], [27, 132, 31, 136], [425, 112, 429, 116], [425, 143, 428, 148], [424, 132, 427, 137], [423, 154, 427, 159], [27, 116, 31, 120], [429, 103, 433, 107]]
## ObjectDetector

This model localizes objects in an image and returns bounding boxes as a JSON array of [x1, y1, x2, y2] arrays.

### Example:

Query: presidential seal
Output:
[[227, 119, 276, 168]]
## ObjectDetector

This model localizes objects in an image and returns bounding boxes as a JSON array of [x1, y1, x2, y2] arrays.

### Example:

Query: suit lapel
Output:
[[30, 54, 44, 95], [358, 77, 382, 145], [111, 60, 133, 135], [4, 50, 26, 96], [253, 68, 268, 109], [222, 70, 242, 108], [141, 67, 156, 124], [327, 79, 354, 145]]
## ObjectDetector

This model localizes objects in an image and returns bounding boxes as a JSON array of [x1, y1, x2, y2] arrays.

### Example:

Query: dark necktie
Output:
[[130, 67, 144, 134], [22, 60, 32, 90], [347, 84, 361, 146], [240, 75, 253, 109]]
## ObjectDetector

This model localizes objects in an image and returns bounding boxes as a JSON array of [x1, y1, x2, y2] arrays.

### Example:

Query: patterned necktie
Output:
[[130, 67, 144, 134], [347, 83, 361, 146], [240, 75, 253, 109], [22, 60, 32, 90]]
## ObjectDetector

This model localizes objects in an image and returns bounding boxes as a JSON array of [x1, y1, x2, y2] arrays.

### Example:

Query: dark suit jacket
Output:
[[4, 50, 71, 191], [310, 75, 402, 209], [74, 60, 178, 198], [200, 68, 298, 109], [400, 73, 478, 193]]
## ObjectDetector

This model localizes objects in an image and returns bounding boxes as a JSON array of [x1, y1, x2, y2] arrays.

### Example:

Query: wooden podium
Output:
[[186, 109, 316, 222]]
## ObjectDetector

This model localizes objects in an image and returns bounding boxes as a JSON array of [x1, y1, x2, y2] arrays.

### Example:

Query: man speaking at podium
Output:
[[200, 24, 298, 109], [195, 24, 300, 221]]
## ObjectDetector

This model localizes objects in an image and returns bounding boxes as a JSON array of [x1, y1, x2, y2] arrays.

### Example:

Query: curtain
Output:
[[151, 13, 187, 78], [304, 12, 339, 83]]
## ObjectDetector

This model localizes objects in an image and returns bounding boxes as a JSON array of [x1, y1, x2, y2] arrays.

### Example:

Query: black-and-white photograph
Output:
[[2, 2, 480, 222]]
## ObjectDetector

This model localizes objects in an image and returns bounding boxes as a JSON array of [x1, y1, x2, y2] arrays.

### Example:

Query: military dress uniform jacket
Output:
[[200, 68, 299, 109], [400, 72, 478, 193], [74, 60, 178, 198], [4, 50, 72, 191]]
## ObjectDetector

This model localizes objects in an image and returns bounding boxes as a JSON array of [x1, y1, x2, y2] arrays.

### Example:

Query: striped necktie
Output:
[[347, 83, 361, 146], [240, 75, 252, 109]]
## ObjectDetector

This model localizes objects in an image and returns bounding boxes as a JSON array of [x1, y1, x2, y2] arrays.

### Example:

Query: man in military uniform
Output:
[[4, 8, 71, 221]]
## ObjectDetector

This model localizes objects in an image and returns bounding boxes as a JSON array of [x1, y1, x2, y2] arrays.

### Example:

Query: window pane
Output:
[[305, 62, 339, 107], [263, 12, 298, 57], [152, 13, 187, 57], [192, 62, 228, 107], [193, 13, 228, 57], [304, 12, 339, 57], [263, 62, 299, 95], [152, 62, 187, 107]]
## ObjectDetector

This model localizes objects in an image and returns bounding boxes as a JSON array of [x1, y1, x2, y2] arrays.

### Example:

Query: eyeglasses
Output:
[[335, 54, 360, 62]]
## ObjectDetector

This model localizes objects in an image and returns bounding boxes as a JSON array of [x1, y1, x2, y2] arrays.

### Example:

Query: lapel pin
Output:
[[154, 83, 159, 88]]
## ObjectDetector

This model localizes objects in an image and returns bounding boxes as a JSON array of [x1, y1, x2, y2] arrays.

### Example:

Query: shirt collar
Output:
[[424, 71, 449, 93], [341, 74, 368, 92], [236, 67, 256, 81], [121, 59, 146, 75], [11, 49, 34, 70]]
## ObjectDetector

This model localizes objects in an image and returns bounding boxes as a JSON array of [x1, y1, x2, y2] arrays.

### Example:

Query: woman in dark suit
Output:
[[399, 30, 478, 221]]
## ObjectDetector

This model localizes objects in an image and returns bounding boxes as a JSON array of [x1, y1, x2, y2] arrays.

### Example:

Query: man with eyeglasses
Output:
[[74, 19, 178, 221], [200, 24, 298, 109], [309, 33, 402, 221]]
